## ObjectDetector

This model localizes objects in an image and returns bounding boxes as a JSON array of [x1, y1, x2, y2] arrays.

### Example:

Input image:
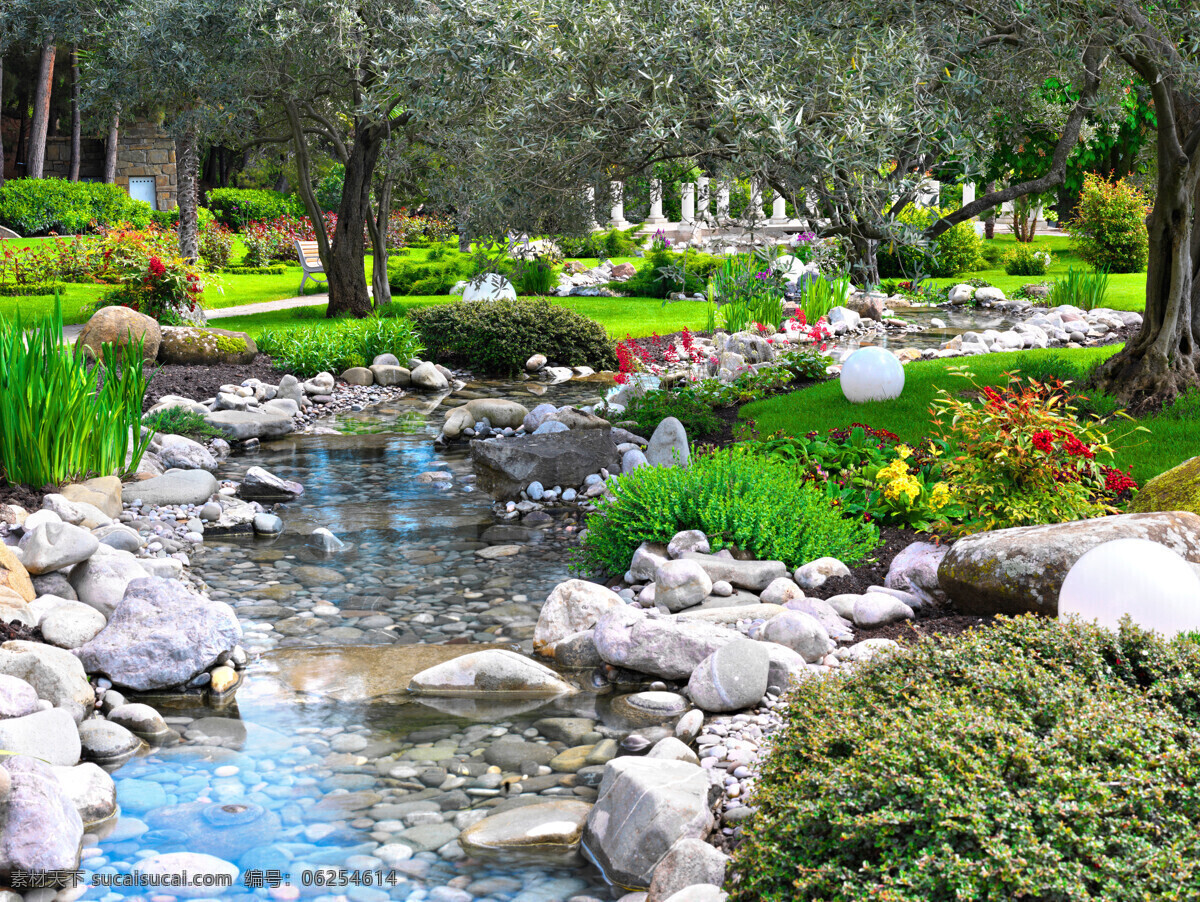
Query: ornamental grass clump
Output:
[[727, 616, 1200, 902], [256, 317, 423, 377], [0, 298, 150, 487], [579, 446, 879, 574]]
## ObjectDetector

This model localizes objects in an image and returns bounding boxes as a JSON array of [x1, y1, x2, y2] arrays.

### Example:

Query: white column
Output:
[[680, 183, 696, 225], [585, 186, 600, 231], [609, 181, 630, 229], [644, 179, 668, 224], [747, 179, 763, 223], [715, 181, 731, 222], [770, 192, 788, 224], [696, 177, 711, 224], [961, 182, 976, 208]]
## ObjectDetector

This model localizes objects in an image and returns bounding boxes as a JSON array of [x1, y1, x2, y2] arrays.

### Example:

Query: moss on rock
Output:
[[1128, 455, 1200, 515]]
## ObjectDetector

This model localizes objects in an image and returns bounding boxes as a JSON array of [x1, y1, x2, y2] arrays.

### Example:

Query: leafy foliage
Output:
[[580, 446, 879, 574], [207, 188, 302, 229], [555, 226, 642, 258], [616, 246, 719, 299], [387, 246, 475, 295], [1004, 244, 1053, 276], [728, 616, 1200, 902], [878, 205, 983, 278], [142, 407, 221, 439], [256, 317, 423, 376], [1067, 174, 1150, 273], [617, 390, 722, 438], [0, 179, 153, 236], [1047, 266, 1109, 311], [409, 298, 616, 374], [0, 299, 150, 487]]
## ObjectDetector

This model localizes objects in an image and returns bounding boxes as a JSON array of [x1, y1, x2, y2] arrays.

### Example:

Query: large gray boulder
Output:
[[458, 799, 592, 866], [75, 578, 242, 691], [687, 639, 769, 713], [203, 409, 293, 441], [410, 361, 449, 391], [69, 550, 150, 618], [646, 417, 690, 467], [121, 469, 218, 507], [0, 641, 93, 722], [760, 611, 835, 663], [581, 757, 714, 889], [155, 434, 219, 472], [677, 552, 789, 591], [885, 541, 948, 606], [647, 838, 729, 902], [471, 428, 621, 501], [0, 708, 81, 765], [724, 331, 774, 363], [939, 512, 1200, 616], [52, 762, 117, 827], [593, 608, 741, 679], [238, 466, 304, 502], [533, 580, 627, 655], [0, 756, 84, 878], [17, 521, 98, 575], [408, 649, 577, 697], [655, 559, 713, 612]]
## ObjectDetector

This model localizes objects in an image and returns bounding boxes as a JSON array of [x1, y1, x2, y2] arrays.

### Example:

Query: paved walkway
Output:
[[61, 293, 329, 343]]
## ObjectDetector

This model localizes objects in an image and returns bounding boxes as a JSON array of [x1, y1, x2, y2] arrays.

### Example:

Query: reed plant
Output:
[[0, 296, 150, 487], [800, 274, 852, 323], [1047, 267, 1109, 311]]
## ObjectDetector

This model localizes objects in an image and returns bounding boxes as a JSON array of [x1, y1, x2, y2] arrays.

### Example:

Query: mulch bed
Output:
[[0, 482, 49, 516], [144, 354, 287, 411]]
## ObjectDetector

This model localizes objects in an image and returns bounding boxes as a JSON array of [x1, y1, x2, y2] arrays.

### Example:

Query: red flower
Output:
[[1031, 430, 1055, 453], [148, 256, 166, 277], [1063, 434, 1095, 459]]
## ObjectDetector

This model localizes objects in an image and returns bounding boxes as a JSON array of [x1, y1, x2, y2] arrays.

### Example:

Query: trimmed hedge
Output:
[[409, 298, 616, 374], [727, 616, 1200, 902], [0, 179, 152, 236], [0, 282, 67, 297], [206, 188, 301, 229]]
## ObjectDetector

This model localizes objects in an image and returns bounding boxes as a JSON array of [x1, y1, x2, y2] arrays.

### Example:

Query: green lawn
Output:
[[928, 234, 1148, 312], [742, 345, 1194, 486], [218, 294, 712, 340]]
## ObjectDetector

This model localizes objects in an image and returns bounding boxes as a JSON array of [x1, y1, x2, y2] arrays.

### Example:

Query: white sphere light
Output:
[[1058, 538, 1200, 636], [839, 347, 905, 403], [462, 273, 517, 303]]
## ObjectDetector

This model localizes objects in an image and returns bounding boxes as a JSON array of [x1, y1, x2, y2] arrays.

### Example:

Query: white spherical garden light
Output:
[[839, 346, 905, 403], [1058, 538, 1200, 636]]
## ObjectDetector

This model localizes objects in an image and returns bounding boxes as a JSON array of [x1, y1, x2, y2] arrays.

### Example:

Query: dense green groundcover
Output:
[[580, 446, 879, 573], [727, 617, 1200, 902]]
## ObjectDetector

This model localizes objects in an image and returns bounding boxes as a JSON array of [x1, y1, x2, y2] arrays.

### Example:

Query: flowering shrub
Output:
[[929, 369, 1139, 535], [242, 214, 331, 265], [96, 253, 205, 324], [198, 223, 235, 271], [1004, 245, 1054, 276], [1067, 174, 1150, 273], [788, 230, 817, 263]]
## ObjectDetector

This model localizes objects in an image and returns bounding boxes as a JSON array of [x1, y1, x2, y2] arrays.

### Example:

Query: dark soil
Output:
[[144, 354, 287, 411], [0, 482, 49, 515], [813, 524, 993, 643], [0, 620, 40, 642]]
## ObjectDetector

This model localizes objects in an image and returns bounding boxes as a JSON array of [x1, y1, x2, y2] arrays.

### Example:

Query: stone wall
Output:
[[3, 119, 177, 211]]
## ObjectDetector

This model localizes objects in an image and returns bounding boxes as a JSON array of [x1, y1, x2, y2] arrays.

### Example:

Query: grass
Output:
[[927, 234, 1147, 312], [741, 345, 1196, 486]]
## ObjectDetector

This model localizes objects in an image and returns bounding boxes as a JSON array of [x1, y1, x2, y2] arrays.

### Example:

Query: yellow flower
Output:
[[930, 482, 952, 509], [895, 445, 912, 460]]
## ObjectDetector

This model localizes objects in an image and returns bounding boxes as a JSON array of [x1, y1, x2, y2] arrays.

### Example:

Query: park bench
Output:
[[295, 239, 328, 293]]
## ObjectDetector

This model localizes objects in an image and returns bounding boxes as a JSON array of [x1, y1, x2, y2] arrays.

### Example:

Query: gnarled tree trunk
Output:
[[326, 123, 382, 318], [1093, 89, 1200, 411], [176, 126, 201, 262], [68, 48, 81, 181], [104, 110, 120, 183], [0, 57, 5, 186], [367, 173, 394, 309]]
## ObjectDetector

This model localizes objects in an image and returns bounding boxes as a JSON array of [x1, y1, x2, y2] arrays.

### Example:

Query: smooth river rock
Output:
[[939, 512, 1200, 616], [458, 799, 592, 866], [0, 756, 84, 876], [408, 649, 577, 697], [677, 552, 789, 592], [534, 580, 627, 654], [121, 469, 218, 507], [687, 639, 769, 713], [593, 608, 741, 680]]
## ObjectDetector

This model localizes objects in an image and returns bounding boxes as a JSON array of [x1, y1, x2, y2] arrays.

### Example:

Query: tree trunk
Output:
[[326, 129, 381, 317], [27, 41, 57, 179], [984, 181, 996, 240], [0, 57, 5, 186], [847, 230, 880, 286], [14, 86, 28, 169], [68, 48, 81, 181], [176, 127, 201, 262], [103, 111, 119, 183], [1093, 136, 1200, 411], [367, 174, 394, 308]]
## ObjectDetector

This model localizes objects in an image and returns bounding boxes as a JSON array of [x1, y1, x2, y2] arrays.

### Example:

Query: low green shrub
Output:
[[150, 205, 216, 231], [0, 282, 66, 297], [555, 226, 642, 258], [617, 247, 720, 299], [617, 390, 722, 438], [222, 264, 286, 275], [1067, 174, 1150, 273], [513, 257, 559, 296], [142, 407, 220, 439], [0, 179, 152, 236], [0, 299, 150, 486], [409, 299, 616, 374], [877, 205, 983, 278], [579, 446, 879, 574], [728, 616, 1200, 902], [1004, 244, 1053, 275], [255, 317, 423, 377], [387, 249, 475, 295], [207, 188, 301, 229]]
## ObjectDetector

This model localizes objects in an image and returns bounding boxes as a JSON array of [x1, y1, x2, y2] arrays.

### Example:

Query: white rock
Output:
[[793, 557, 850, 590], [654, 559, 713, 612]]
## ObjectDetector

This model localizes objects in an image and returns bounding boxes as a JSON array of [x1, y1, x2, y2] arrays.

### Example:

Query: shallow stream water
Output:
[[89, 381, 627, 902]]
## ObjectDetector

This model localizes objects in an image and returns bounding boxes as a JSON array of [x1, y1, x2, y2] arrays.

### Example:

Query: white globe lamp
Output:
[[1058, 538, 1200, 636], [462, 273, 517, 302], [839, 346, 905, 403]]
